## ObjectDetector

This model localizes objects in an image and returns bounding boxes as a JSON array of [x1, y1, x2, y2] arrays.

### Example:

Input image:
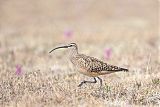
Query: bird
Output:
[[49, 43, 128, 88]]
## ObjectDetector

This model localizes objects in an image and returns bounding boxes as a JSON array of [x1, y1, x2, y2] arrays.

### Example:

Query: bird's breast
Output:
[[76, 67, 100, 77]]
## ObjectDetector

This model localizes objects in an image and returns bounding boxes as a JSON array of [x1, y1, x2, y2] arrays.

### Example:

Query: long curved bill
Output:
[[49, 45, 70, 53]]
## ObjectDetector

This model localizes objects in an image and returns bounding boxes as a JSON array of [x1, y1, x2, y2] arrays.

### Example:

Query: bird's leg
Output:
[[78, 77, 97, 87], [97, 77, 103, 88]]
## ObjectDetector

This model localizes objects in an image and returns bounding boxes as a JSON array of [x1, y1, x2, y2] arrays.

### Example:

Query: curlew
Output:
[[49, 43, 128, 88]]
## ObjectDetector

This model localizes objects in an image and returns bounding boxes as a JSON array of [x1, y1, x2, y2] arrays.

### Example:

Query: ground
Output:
[[0, 0, 159, 107]]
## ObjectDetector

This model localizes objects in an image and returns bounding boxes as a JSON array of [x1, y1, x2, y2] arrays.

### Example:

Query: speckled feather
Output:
[[70, 54, 128, 75]]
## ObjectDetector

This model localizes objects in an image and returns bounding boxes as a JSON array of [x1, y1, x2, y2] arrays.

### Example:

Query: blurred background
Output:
[[0, 0, 159, 65], [0, 0, 158, 44], [0, 0, 159, 70]]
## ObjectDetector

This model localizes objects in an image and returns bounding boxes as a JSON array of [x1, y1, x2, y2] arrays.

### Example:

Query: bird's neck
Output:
[[69, 48, 78, 59]]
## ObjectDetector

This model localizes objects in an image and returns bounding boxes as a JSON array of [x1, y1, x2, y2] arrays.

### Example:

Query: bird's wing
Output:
[[75, 54, 128, 72]]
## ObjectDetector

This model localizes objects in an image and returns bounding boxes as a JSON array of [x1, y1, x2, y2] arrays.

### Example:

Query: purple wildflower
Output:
[[104, 48, 112, 60], [64, 29, 73, 39], [15, 65, 22, 76]]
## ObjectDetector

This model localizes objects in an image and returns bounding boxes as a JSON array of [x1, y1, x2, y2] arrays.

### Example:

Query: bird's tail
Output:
[[105, 64, 129, 72], [99, 63, 129, 75], [118, 67, 129, 72]]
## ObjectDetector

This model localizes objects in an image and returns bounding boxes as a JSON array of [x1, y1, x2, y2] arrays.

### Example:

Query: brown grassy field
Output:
[[0, 0, 159, 107]]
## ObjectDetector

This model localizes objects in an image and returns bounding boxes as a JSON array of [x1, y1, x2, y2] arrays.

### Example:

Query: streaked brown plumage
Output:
[[49, 43, 128, 88]]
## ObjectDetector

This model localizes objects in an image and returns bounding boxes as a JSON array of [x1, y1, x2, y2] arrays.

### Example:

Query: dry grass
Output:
[[0, 0, 159, 107]]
